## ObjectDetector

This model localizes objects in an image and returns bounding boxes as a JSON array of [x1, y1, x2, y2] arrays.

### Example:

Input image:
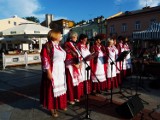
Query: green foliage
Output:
[[23, 16, 40, 23]]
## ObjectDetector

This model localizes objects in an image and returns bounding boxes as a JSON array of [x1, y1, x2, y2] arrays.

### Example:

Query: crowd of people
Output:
[[39, 29, 132, 118]]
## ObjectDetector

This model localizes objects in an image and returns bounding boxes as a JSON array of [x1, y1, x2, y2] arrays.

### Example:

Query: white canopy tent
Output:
[[1, 23, 51, 36], [132, 23, 160, 40], [0, 23, 51, 52]]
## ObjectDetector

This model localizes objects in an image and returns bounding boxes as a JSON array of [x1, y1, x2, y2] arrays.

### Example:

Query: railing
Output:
[[2, 52, 41, 69]]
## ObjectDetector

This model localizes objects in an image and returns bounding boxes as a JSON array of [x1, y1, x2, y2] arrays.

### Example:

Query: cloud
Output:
[[0, 0, 43, 19], [0, 0, 68, 22], [138, 0, 160, 8]]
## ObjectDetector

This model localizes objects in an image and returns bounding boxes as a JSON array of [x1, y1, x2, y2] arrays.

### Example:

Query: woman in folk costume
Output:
[[122, 37, 132, 77], [64, 31, 83, 104], [40, 29, 67, 118], [117, 36, 125, 80], [106, 38, 117, 90], [76, 34, 92, 96], [90, 35, 107, 94], [113, 37, 121, 86]]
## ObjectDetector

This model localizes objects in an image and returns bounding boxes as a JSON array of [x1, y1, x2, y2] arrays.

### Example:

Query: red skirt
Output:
[[122, 69, 131, 81], [65, 68, 82, 102], [92, 80, 107, 92], [116, 73, 121, 86], [40, 73, 67, 110], [81, 80, 92, 95], [106, 77, 117, 90]]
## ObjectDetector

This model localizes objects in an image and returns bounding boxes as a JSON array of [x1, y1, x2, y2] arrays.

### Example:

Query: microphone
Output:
[[70, 40, 77, 46]]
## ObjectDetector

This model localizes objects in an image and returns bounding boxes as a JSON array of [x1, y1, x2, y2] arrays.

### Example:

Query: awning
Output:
[[0, 37, 35, 43], [132, 23, 160, 40]]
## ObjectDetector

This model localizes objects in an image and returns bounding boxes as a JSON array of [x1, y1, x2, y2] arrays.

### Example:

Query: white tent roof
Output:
[[1, 23, 51, 36]]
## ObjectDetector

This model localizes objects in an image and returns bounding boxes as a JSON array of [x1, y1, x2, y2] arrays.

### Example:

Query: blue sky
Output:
[[0, 0, 160, 23]]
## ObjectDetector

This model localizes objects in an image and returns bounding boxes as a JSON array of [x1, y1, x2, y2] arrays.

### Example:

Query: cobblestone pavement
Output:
[[0, 64, 160, 120]]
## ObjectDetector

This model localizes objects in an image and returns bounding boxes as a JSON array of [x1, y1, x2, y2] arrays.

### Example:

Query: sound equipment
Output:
[[116, 95, 144, 119]]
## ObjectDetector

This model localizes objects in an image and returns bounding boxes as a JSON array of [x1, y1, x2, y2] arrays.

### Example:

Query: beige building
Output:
[[0, 16, 50, 53], [0, 15, 35, 32]]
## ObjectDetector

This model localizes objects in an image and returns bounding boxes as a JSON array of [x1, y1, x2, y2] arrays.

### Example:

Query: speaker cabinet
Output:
[[116, 95, 144, 119]]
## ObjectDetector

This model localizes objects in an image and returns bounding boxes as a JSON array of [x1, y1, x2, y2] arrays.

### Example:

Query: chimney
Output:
[[45, 14, 53, 28]]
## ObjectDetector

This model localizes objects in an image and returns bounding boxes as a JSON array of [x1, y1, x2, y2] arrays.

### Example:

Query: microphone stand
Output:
[[74, 45, 100, 120], [116, 51, 133, 98], [105, 52, 121, 103], [110, 61, 114, 104], [105, 51, 132, 104]]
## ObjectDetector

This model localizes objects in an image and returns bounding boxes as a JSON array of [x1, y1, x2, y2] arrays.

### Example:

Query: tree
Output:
[[23, 16, 40, 23]]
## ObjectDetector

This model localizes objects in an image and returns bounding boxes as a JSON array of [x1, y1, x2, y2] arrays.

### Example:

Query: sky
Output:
[[0, 0, 160, 23]]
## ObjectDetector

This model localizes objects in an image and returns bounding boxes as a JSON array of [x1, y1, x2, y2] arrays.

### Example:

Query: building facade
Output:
[[71, 16, 107, 45], [0, 15, 35, 32], [106, 6, 160, 39]]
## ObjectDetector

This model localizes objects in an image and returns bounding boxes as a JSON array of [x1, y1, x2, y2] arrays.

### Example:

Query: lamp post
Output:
[[98, 16, 104, 34]]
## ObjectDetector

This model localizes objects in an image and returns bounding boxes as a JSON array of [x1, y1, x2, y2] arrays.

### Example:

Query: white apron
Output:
[[52, 42, 67, 97], [92, 48, 106, 82], [107, 46, 117, 78]]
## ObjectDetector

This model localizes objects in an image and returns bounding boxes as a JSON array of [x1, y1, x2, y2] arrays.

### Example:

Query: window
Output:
[[8, 44, 13, 50], [34, 31, 40, 33], [122, 23, 127, 32], [87, 29, 92, 38], [135, 21, 141, 30], [63, 21, 69, 27], [63, 21, 66, 27], [14, 22, 16, 25], [98, 27, 102, 34], [110, 25, 115, 33], [66, 22, 69, 27], [10, 31, 16, 34]]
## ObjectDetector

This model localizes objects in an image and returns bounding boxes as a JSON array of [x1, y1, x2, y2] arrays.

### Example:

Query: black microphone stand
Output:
[[93, 50, 131, 107], [105, 52, 121, 103], [105, 51, 132, 102], [84, 65, 91, 119], [115, 51, 133, 98], [110, 61, 114, 104], [74, 45, 100, 120]]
